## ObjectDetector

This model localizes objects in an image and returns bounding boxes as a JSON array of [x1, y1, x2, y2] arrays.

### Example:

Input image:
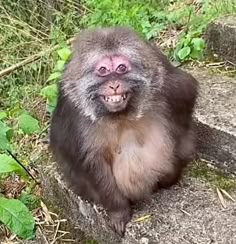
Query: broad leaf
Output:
[[18, 114, 40, 135], [55, 60, 66, 72], [47, 72, 62, 82], [0, 154, 25, 175], [40, 84, 58, 104], [57, 47, 72, 61], [0, 121, 13, 140], [177, 46, 191, 60], [40, 84, 58, 114], [191, 38, 205, 51], [0, 197, 35, 240], [19, 193, 41, 211], [190, 49, 204, 60], [0, 132, 11, 151], [0, 112, 7, 120], [0, 122, 13, 151]]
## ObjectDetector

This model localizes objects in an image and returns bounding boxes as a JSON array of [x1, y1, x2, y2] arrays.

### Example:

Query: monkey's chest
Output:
[[111, 125, 173, 200]]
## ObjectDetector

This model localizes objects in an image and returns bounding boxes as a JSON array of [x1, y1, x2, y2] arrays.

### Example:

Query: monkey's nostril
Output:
[[109, 84, 120, 91]]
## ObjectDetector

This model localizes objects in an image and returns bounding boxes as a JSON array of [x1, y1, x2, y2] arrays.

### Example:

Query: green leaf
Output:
[[190, 49, 204, 59], [0, 112, 7, 120], [18, 114, 40, 135], [0, 132, 11, 151], [0, 154, 25, 175], [47, 72, 62, 82], [55, 60, 66, 72], [0, 122, 13, 151], [0, 197, 35, 240], [0, 121, 13, 140], [19, 193, 41, 211], [40, 84, 58, 111], [177, 46, 191, 60], [191, 37, 205, 51], [46, 104, 56, 114], [57, 47, 72, 61], [40, 84, 58, 101]]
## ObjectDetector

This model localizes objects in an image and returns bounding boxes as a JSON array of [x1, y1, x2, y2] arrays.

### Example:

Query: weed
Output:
[[191, 161, 236, 191]]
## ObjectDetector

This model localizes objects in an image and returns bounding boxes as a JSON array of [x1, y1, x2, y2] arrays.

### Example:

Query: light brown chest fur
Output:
[[96, 117, 175, 200]]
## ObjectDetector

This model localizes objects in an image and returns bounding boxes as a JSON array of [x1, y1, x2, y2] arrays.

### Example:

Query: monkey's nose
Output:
[[109, 84, 120, 92]]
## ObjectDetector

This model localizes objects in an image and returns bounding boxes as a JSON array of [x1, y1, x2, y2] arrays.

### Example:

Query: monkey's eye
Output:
[[98, 66, 109, 76], [116, 64, 127, 74]]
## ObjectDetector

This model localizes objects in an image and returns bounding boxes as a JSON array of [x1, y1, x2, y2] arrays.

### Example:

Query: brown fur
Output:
[[49, 26, 199, 236]]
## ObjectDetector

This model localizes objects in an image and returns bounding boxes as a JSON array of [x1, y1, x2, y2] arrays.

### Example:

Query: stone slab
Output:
[[205, 15, 236, 63], [190, 68, 236, 176], [41, 163, 236, 244]]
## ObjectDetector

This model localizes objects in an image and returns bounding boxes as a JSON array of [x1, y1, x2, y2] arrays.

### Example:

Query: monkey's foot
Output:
[[109, 209, 131, 237]]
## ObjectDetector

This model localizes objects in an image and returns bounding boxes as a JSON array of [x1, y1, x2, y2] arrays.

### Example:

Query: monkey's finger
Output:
[[111, 220, 125, 237]]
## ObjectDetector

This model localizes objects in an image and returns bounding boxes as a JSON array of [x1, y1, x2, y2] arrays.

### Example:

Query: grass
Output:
[[1, 0, 236, 106], [190, 161, 236, 191]]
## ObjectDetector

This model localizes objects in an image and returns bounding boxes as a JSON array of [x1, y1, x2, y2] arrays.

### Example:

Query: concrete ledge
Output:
[[191, 68, 236, 176], [205, 15, 236, 63], [41, 164, 236, 243]]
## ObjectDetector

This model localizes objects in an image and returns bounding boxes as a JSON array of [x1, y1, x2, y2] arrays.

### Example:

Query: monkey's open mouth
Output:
[[100, 93, 130, 112], [103, 93, 128, 103]]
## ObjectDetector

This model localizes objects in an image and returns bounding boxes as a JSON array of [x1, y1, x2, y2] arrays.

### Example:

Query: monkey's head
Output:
[[62, 27, 166, 120]]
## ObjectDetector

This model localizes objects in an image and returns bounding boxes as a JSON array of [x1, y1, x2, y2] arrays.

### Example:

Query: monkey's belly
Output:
[[112, 128, 174, 200]]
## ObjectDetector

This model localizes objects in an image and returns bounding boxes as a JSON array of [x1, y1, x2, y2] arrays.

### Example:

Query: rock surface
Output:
[[191, 68, 236, 176], [41, 162, 236, 244], [205, 15, 236, 63], [41, 67, 236, 243]]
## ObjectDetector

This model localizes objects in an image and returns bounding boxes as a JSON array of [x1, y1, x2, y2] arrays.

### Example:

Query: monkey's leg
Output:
[[157, 128, 195, 190], [157, 164, 183, 189], [56, 160, 100, 203]]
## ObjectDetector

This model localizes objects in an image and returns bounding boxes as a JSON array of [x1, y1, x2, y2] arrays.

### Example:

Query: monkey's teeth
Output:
[[104, 94, 127, 103], [122, 94, 127, 100]]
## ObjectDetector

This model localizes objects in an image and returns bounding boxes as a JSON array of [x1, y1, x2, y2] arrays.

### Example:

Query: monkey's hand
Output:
[[109, 205, 131, 237]]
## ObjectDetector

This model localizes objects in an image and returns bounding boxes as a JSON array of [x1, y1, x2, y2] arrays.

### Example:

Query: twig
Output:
[[7, 150, 39, 183], [41, 201, 54, 224], [180, 209, 191, 216], [220, 189, 235, 202], [0, 37, 75, 79], [38, 226, 50, 244], [51, 220, 61, 244], [216, 187, 226, 208]]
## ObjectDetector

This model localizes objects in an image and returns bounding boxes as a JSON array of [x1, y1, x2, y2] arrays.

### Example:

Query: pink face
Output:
[[95, 55, 131, 112]]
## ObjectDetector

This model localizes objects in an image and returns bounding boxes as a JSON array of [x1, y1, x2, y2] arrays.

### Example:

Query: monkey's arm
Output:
[[83, 153, 132, 236], [50, 114, 131, 236]]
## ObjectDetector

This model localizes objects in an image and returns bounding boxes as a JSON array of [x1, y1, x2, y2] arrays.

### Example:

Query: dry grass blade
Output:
[[180, 209, 191, 216], [41, 201, 54, 224], [133, 214, 152, 223], [38, 226, 50, 244], [51, 220, 60, 244], [0, 37, 74, 78], [216, 187, 226, 208], [220, 189, 236, 202], [61, 239, 76, 242]]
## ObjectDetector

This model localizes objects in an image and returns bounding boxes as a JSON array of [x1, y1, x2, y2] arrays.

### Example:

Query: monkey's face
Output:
[[94, 55, 133, 113], [62, 27, 163, 120], [84, 52, 151, 119]]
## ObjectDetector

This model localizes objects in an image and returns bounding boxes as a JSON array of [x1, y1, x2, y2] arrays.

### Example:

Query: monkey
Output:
[[49, 26, 198, 237]]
